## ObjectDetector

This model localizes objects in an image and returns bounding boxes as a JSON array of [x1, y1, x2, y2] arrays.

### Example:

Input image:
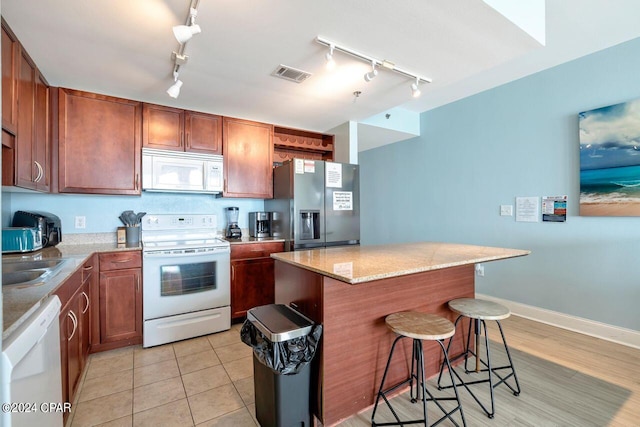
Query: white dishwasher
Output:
[[2, 295, 63, 427]]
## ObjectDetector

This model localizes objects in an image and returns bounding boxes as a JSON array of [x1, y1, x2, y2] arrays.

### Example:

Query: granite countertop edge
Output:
[[271, 243, 531, 284], [3, 241, 141, 340]]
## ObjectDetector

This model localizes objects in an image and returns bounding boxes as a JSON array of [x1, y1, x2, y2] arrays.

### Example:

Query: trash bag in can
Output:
[[241, 304, 322, 375]]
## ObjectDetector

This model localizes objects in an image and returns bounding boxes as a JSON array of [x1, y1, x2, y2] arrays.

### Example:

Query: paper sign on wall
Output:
[[294, 159, 304, 174], [515, 196, 539, 222], [542, 195, 567, 222], [333, 191, 352, 210], [326, 162, 342, 188]]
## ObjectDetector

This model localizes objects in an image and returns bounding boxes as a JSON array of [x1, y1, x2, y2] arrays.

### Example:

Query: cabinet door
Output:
[[15, 47, 36, 189], [231, 257, 275, 319], [142, 103, 184, 151], [64, 296, 82, 402], [185, 111, 222, 154], [99, 268, 142, 343], [1, 20, 18, 135], [79, 280, 91, 365], [58, 88, 142, 194], [223, 117, 273, 198], [34, 70, 50, 192]]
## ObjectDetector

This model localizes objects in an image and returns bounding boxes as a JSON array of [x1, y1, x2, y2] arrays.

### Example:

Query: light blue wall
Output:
[[360, 37, 640, 331], [4, 192, 264, 233]]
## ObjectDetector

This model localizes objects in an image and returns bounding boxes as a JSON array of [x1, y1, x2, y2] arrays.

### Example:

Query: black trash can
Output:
[[241, 304, 322, 427]]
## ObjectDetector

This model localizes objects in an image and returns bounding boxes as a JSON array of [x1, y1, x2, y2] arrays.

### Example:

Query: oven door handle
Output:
[[143, 249, 230, 258]]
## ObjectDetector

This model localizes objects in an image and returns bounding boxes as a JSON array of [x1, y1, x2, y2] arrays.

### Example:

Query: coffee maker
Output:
[[225, 207, 242, 238], [249, 212, 272, 238]]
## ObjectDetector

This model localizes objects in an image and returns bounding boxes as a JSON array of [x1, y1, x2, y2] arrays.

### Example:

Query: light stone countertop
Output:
[[271, 242, 530, 284], [225, 236, 285, 245], [3, 236, 141, 339]]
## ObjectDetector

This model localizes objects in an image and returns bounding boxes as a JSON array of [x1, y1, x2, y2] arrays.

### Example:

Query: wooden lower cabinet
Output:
[[230, 241, 284, 319], [96, 251, 142, 349], [55, 268, 85, 424]]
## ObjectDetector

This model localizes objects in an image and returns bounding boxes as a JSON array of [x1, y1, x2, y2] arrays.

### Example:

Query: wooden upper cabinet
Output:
[[58, 88, 142, 195], [2, 19, 19, 135], [34, 70, 50, 192], [142, 104, 184, 151], [15, 47, 36, 190], [142, 103, 222, 155], [223, 117, 273, 198], [185, 111, 222, 154]]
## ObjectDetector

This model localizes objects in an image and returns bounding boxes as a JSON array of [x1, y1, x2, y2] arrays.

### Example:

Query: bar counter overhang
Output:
[[272, 242, 530, 426]]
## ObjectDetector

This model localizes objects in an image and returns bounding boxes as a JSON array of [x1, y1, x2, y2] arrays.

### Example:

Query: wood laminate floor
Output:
[[67, 316, 640, 426]]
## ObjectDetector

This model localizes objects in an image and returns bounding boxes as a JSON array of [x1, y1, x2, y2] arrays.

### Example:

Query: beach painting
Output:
[[579, 98, 640, 216]]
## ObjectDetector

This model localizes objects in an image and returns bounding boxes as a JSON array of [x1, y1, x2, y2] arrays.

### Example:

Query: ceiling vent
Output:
[[271, 65, 312, 83]]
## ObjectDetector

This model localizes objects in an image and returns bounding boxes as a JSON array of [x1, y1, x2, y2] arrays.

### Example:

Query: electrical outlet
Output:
[[500, 205, 513, 216], [75, 216, 86, 229], [475, 263, 485, 277]]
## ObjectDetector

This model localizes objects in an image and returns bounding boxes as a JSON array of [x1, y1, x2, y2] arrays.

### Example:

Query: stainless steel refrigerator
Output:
[[266, 159, 360, 251]]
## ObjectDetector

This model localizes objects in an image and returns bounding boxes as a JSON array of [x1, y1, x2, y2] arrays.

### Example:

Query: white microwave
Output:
[[142, 148, 224, 194]]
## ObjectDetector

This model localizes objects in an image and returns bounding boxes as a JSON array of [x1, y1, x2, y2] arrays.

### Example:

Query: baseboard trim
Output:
[[476, 293, 640, 350]]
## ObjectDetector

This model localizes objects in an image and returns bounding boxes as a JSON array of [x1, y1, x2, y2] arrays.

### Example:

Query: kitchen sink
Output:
[[2, 258, 69, 287], [2, 259, 66, 273], [2, 270, 48, 286]]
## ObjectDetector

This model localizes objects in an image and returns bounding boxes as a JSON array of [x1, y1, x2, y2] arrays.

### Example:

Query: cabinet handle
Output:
[[83, 265, 93, 271], [33, 161, 43, 182], [81, 291, 90, 314], [231, 265, 235, 282], [135, 173, 139, 190], [67, 311, 78, 341], [136, 275, 140, 293], [36, 161, 43, 182], [111, 258, 132, 263], [185, 133, 190, 148]]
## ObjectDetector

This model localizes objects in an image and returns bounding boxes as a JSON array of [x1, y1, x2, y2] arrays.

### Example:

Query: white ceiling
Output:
[[3, 1, 640, 148]]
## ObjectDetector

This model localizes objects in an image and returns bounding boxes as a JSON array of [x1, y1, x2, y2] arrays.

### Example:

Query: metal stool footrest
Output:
[[371, 335, 466, 427], [437, 316, 521, 418]]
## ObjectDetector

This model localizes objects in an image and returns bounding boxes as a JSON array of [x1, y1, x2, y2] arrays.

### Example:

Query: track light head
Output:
[[167, 79, 183, 98], [410, 79, 421, 98], [325, 44, 335, 70], [364, 61, 378, 82], [364, 69, 378, 82], [173, 23, 201, 44]]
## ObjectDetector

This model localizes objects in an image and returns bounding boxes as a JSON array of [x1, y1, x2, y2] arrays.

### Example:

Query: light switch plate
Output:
[[500, 205, 513, 216]]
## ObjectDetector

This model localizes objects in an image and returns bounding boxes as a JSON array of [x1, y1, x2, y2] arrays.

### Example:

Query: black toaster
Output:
[[12, 210, 62, 247]]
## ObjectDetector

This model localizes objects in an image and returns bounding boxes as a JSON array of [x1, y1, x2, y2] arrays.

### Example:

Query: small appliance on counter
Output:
[[2, 227, 43, 253], [249, 212, 272, 238], [225, 207, 242, 238], [11, 211, 62, 248]]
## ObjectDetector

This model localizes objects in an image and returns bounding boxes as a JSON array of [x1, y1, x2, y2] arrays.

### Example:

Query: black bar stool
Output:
[[371, 311, 466, 427], [437, 298, 521, 418]]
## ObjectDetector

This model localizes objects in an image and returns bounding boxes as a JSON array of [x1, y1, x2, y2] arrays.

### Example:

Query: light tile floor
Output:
[[68, 323, 258, 427]]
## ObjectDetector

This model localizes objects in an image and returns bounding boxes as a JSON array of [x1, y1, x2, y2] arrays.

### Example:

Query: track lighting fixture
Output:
[[167, 79, 183, 98], [411, 78, 421, 98], [166, 0, 200, 98], [325, 44, 335, 69], [364, 61, 378, 82], [316, 36, 431, 98], [173, 7, 201, 44]]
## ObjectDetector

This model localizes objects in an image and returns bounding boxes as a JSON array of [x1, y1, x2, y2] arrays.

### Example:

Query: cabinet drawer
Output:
[[231, 242, 284, 260], [99, 251, 141, 271]]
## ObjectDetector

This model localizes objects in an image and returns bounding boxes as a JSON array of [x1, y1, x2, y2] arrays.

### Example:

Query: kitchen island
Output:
[[272, 242, 529, 426]]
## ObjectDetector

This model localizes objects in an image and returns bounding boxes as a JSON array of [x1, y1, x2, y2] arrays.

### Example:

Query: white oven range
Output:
[[141, 214, 230, 348]]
